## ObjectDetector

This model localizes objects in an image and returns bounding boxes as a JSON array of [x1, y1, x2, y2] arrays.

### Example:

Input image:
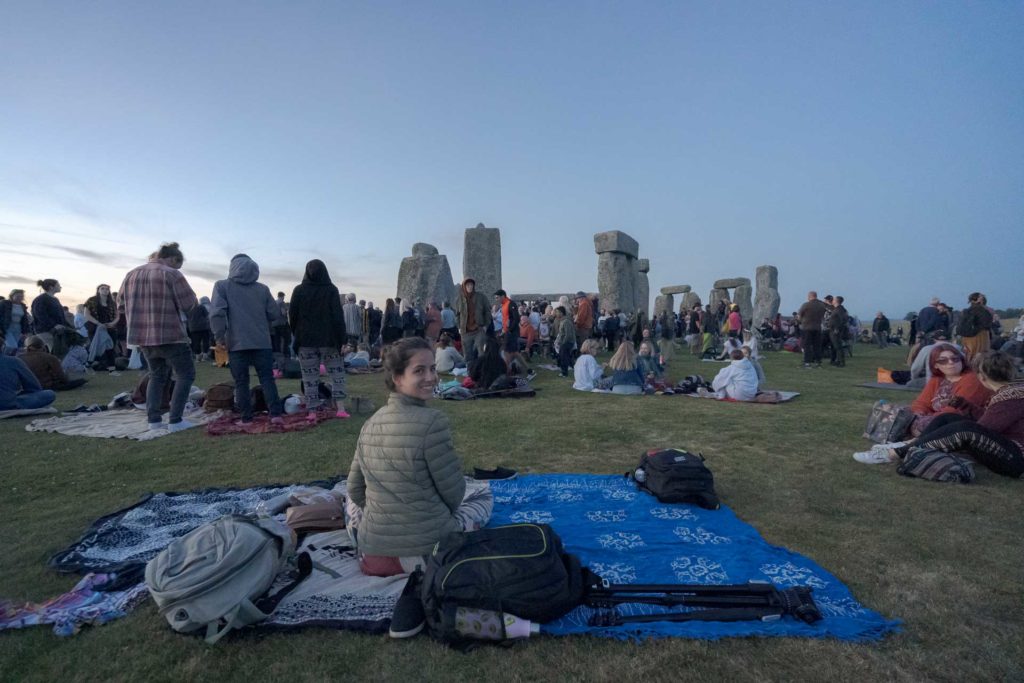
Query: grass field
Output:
[[2, 342, 1021, 682]]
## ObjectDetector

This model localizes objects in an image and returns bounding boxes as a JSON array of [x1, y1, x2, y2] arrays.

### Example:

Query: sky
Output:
[[1, 1, 1022, 320]]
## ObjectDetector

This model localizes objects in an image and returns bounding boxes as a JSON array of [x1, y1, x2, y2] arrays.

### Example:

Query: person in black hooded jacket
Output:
[[289, 259, 349, 419]]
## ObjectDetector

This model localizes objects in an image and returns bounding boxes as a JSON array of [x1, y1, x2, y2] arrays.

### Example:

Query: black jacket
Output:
[[288, 260, 346, 349], [30, 293, 65, 334]]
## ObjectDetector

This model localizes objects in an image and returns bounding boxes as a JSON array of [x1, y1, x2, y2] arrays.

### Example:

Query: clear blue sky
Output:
[[1, 1, 1021, 319]]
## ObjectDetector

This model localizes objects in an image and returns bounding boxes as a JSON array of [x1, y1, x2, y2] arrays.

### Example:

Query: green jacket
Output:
[[555, 316, 577, 349], [454, 286, 492, 334], [347, 393, 466, 557]]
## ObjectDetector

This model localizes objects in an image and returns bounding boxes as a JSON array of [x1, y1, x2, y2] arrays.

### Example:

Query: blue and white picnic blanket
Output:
[[489, 474, 899, 641]]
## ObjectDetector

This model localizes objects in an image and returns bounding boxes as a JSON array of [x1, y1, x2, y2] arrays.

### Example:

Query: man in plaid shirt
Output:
[[118, 242, 199, 432]]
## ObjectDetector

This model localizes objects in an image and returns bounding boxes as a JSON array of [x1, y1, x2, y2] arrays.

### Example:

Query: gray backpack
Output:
[[145, 515, 296, 644]]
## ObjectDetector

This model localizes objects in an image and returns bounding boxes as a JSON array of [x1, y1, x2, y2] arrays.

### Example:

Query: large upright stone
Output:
[[713, 277, 751, 290], [660, 285, 691, 295], [594, 230, 640, 314], [634, 258, 650, 316], [680, 291, 702, 312], [753, 265, 781, 326], [462, 223, 502, 297], [709, 288, 731, 313], [397, 243, 458, 307], [734, 284, 754, 327], [654, 294, 674, 318]]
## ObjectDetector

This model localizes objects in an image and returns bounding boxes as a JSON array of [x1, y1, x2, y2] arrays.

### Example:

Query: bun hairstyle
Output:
[[156, 242, 184, 262], [383, 337, 434, 391], [36, 279, 58, 292]]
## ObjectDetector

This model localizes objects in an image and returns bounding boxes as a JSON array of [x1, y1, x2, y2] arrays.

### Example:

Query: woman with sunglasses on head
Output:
[[907, 343, 992, 437], [856, 352, 1024, 477]]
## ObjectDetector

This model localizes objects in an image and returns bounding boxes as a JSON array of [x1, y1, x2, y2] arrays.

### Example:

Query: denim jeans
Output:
[[229, 348, 282, 419], [142, 343, 196, 424], [14, 389, 56, 410], [461, 330, 487, 364]]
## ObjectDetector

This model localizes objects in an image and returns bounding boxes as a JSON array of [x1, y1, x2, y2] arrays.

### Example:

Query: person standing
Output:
[[424, 302, 442, 342], [872, 312, 891, 349], [209, 254, 284, 425], [553, 305, 577, 377], [343, 293, 363, 348], [289, 259, 349, 420], [573, 291, 593, 344], [272, 292, 292, 358], [828, 296, 850, 367], [958, 292, 994, 361], [118, 242, 199, 432], [1, 290, 32, 356], [439, 301, 458, 340], [30, 279, 66, 351], [797, 291, 827, 368], [367, 301, 383, 345], [454, 278, 492, 364]]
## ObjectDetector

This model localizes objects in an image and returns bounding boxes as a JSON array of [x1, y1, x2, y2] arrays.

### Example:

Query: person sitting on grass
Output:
[[468, 335, 508, 390], [0, 343, 56, 410], [908, 343, 992, 437], [20, 336, 87, 391], [637, 340, 664, 381], [707, 349, 759, 401], [607, 340, 644, 395], [855, 352, 1024, 477], [716, 335, 743, 361], [572, 338, 606, 391], [742, 345, 766, 389], [434, 334, 465, 373], [346, 337, 494, 577]]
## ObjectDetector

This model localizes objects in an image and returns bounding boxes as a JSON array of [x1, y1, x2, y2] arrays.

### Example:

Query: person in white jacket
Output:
[[710, 350, 759, 401], [573, 339, 606, 391]]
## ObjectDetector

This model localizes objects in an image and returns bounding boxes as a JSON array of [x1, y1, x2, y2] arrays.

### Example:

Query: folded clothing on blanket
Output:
[[206, 411, 334, 436], [0, 572, 149, 636]]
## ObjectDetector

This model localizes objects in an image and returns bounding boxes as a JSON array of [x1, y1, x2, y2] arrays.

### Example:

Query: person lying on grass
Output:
[[346, 337, 493, 577], [908, 343, 992, 437], [855, 352, 1024, 477]]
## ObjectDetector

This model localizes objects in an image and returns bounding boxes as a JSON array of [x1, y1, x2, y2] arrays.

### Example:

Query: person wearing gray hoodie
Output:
[[210, 254, 283, 423]]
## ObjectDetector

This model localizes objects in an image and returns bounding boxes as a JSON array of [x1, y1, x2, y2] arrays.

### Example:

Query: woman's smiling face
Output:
[[392, 349, 438, 400]]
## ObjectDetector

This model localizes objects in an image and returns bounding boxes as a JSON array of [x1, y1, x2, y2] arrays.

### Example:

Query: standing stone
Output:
[[463, 223, 502, 297], [595, 230, 640, 314], [634, 258, 650, 316], [680, 291, 702, 312], [734, 284, 754, 327], [709, 288, 731, 313], [397, 243, 458, 308], [654, 294, 674, 319], [753, 265, 780, 327], [660, 285, 691, 295]]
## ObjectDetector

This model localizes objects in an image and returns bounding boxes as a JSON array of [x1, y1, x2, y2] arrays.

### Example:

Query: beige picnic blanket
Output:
[[26, 408, 223, 441]]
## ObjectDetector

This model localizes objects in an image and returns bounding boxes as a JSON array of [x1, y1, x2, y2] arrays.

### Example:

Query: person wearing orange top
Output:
[[909, 343, 993, 437], [573, 291, 594, 343]]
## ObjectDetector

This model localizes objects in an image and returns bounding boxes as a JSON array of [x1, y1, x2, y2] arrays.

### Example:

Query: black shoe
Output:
[[389, 570, 425, 639], [473, 466, 518, 480]]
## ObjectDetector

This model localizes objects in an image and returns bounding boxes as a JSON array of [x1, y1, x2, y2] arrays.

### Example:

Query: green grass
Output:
[[2, 343, 1022, 682]]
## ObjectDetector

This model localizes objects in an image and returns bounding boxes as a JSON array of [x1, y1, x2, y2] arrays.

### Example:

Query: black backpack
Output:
[[632, 448, 720, 510], [420, 524, 587, 645]]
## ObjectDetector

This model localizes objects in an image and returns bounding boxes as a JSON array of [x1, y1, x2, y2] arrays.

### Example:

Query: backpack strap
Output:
[[205, 599, 269, 644]]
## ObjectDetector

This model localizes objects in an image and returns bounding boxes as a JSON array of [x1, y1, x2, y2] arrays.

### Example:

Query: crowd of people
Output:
[[1, 241, 1021, 639]]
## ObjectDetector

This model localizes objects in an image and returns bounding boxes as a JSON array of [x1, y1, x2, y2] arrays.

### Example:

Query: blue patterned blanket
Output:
[[489, 474, 899, 641]]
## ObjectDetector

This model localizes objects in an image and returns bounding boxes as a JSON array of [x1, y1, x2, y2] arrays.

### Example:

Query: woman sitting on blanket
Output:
[[346, 337, 494, 577], [434, 334, 465, 373], [855, 352, 1024, 477], [742, 345, 766, 389], [607, 341, 644, 395], [469, 336, 508, 390], [573, 338, 607, 391], [907, 343, 992, 437], [716, 336, 743, 361], [706, 349, 759, 401]]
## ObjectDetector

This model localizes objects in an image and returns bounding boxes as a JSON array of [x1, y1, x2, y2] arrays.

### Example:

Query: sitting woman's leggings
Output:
[[899, 414, 1024, 478]]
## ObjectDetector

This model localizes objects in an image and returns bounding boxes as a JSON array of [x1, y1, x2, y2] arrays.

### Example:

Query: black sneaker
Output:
[[389, 571, 425, 639], [473, 466, 518, 480]]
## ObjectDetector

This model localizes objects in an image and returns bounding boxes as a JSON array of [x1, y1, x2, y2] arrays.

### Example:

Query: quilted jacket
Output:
[[347, 393, 466, 556]]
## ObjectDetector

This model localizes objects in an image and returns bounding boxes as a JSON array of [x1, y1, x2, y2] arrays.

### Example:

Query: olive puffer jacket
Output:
[[347, 393, 466, 557]]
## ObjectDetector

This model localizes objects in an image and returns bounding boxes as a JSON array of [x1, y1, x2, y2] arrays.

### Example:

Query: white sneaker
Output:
[[147, 421, 166, 431], [853, 445, 896, 464], [166, 420, 198, 433]]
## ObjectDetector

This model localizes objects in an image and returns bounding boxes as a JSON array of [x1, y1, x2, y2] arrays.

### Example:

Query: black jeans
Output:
[[229, 348, 282, 420], [142, 343, 196, 424], [189, 330, 211, 357], [908, 416, 1024, 478], [829, 331, 846, 366], [557, 343, 573, 376], [801, 330, 822, 364], [272, 326, 292, 357]]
